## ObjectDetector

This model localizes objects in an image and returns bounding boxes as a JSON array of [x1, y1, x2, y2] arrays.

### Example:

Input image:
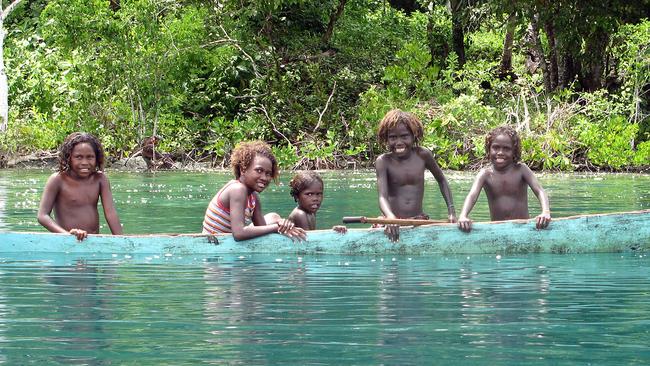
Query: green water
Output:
[[0, 254, 649, 365], [0, 169, 648, 233], [0, 169, 649, 364]]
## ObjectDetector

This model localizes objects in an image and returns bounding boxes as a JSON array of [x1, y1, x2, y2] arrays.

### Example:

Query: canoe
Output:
[[1, 210, 648, 257]]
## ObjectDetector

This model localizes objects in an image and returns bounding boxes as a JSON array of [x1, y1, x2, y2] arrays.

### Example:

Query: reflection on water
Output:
[[0, 169, 649, 234], [0, 253, 648, 364], [0, 177, 7, 230], [0, 170, 648, 363]]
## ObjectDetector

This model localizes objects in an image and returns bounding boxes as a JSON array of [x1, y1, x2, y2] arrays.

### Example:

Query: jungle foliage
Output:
[[0, 0, 648, 171]]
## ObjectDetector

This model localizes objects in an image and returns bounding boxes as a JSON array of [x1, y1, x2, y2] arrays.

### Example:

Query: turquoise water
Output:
[[0, 169, 649, 364], [1, 169, 649, 233], [0, 253, 649, 365]]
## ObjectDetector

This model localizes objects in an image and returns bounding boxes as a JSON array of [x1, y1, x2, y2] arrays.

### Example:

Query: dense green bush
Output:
[[0, 1, 647, 172]]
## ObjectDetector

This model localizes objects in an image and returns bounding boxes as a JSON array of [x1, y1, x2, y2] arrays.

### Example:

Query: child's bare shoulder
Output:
[[475, 167, 492, 180], [376, 152, 391, 161], [375, 152, 393, 167], [48, 171, 63, 181], [94, 171, 110, 181], [512, 162, 533, 174], [414, 146, 434, 159], [289, 206, 307, 220], [44, 172, 64, 189]]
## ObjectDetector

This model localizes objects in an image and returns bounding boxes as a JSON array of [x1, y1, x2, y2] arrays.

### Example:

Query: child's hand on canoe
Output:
[[536, 212, 551, 229], [458, 216, 472, 232], [384, 224, 399, 242], [276, 219, 307, 241], [69, 228, 88, 241]]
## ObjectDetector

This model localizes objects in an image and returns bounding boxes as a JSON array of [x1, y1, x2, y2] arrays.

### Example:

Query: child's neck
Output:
[[65, 170, 94, 180], [492, 162, 515, 173]]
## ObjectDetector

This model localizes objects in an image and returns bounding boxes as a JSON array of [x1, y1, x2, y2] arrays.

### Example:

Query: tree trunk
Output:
[[322, 0, 347, 46], [0, 0, 25, 132], [527, 15, 551, 94], [449, 0, 465, 67], [498, 13, 516, 77], [543, 20, 558, 90], [109, 0, 120, 12], [427, 8, 449, 68], [0, 26, 7, 132], [580, 28, 609, 91], [557, 51, 576, 89]]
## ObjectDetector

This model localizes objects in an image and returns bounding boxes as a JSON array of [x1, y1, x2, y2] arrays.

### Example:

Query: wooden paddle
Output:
[[342, 216, 447, 226]]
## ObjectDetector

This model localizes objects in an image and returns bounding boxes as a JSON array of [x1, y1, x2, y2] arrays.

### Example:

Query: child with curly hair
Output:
[[288, 171, 346, 233], [457, 125, 551, 232], [37, 132, 123, 240], [202, 141, 306, 241], [375, 109, 456, 242]]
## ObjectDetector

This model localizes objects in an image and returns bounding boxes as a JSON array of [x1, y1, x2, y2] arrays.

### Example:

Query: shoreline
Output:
[[1, 151, 648, 174]]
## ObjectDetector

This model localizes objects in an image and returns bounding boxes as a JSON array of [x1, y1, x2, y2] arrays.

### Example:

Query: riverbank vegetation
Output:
[[0, 0, 648, 171]]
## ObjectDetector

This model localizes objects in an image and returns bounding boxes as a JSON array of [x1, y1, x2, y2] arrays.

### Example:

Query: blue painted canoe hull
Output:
[[1, 210, 648, 256]]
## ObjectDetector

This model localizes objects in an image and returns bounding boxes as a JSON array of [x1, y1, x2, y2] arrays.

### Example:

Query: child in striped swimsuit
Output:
[[202, 141, 306, 242]]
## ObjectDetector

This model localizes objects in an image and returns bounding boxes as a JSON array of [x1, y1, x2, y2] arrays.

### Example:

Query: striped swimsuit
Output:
[[202, 180, 257, 234]]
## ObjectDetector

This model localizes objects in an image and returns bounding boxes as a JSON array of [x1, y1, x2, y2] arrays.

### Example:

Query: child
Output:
[[457, 125, 551, 232], [37, 132, 123, 240], [288, 171, 347, 233], [375, 109, 456, 242], [202, 141, 306, 241]]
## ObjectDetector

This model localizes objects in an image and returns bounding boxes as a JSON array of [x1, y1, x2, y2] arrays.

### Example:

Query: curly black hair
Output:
[[289, 171, 323, 201], [377, 109, 424, 147], [58, 132, 105, 172], [485, 125, 521, 162], [230, 141, 278, 182]]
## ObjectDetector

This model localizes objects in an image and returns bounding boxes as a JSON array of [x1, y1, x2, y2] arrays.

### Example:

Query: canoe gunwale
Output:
[[1, 209, 649, 255], [3, 209, 648, 239]]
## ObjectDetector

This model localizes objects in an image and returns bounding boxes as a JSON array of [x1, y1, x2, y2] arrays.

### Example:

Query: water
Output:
[[0, 169, 649, 364], [0, 254, 649, 365], [0, 169, 649, 233]]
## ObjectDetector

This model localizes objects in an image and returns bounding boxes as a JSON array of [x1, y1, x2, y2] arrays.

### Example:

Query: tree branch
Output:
[[313, 81, 336, 132], [0, 0, 24, 22]]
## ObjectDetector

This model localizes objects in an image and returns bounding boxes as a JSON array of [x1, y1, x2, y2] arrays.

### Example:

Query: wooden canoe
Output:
[[1, 210, 648, 257]]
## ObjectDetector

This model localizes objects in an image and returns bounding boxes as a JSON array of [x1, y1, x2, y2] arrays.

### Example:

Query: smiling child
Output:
[[37, 132, 123, 240], [202, 141, 306, 241], [457, 125, 551, 232], [375, 109, 456, 241]]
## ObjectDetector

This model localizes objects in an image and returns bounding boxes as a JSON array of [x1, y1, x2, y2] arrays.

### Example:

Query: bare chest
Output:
[[58, 179, 101, 207], [484, 171, 527, 197], [386, 158, 425, 186]]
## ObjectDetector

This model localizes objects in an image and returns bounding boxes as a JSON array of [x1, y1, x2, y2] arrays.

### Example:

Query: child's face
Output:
[[297, 180, 323, 214], [68, 142, 97, 178], [489, 134, 515, 170], [387, 122, 414, 157], [240, 154, 273, 192]]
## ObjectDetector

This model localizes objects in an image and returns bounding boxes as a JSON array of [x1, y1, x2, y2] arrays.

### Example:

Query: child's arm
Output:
[[37, 174, 87, 240], [458, 170, 487, 232], [375, 155, 397, 218], [375, 155, 399, 242], [522, 165, 551, 229], [423, 149, 456, 222], [230, 187, 305, 241], [99, 174, 123, 235]]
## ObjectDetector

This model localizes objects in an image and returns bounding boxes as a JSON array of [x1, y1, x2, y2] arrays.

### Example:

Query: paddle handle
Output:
[[342, 216, 447, 226]]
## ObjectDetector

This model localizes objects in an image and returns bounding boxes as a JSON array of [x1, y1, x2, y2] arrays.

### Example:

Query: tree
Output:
[[0, 0, 24, 132], [322, 0, 347, 46]]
